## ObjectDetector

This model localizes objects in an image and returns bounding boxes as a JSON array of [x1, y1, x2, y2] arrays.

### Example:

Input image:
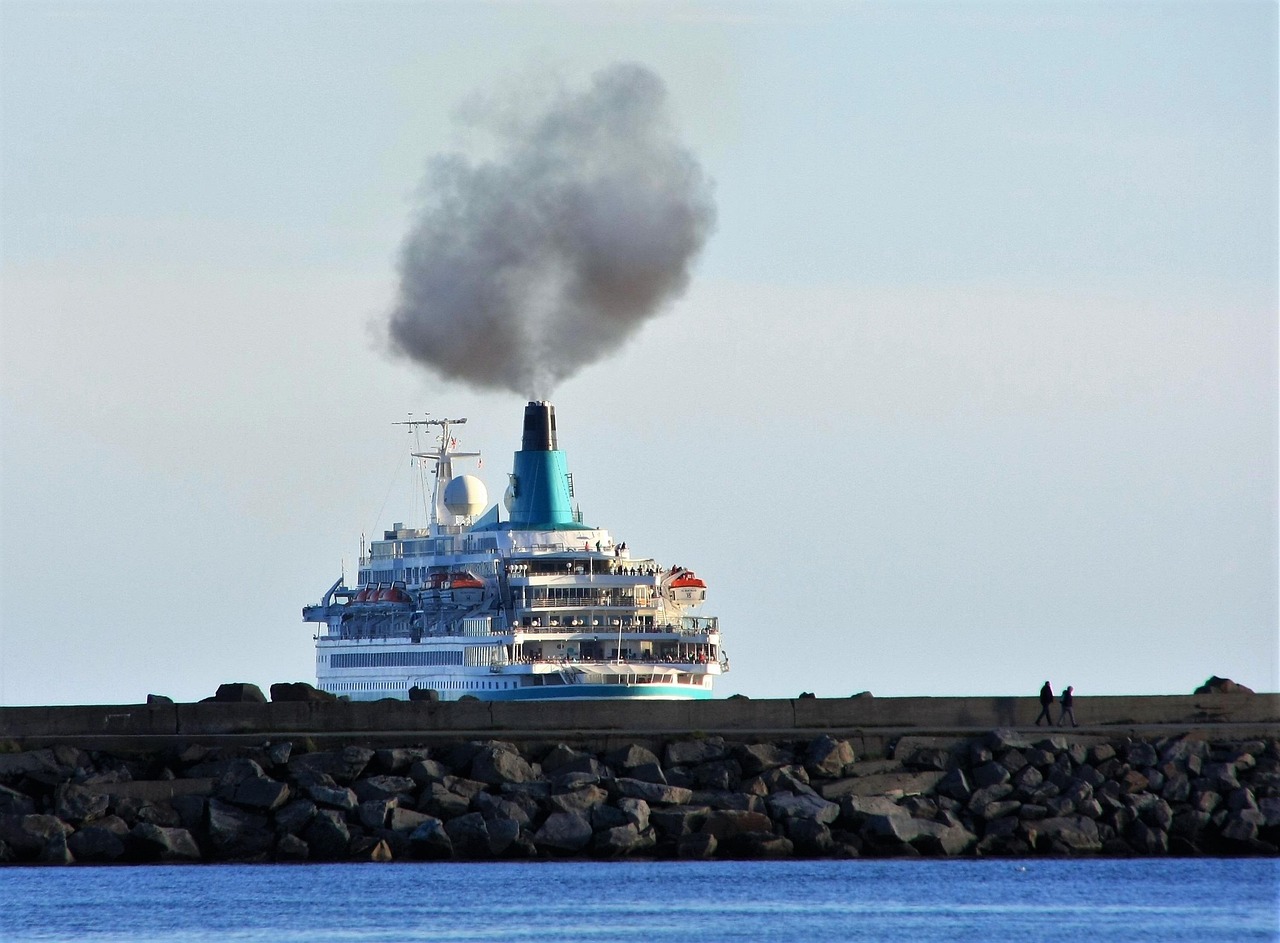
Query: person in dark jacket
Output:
[[1035, 681, 1054, 725], [1058, 685, 1078, 727]]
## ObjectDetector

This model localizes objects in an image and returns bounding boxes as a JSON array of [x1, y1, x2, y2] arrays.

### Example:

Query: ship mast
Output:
[[393, 416, 477, 535]]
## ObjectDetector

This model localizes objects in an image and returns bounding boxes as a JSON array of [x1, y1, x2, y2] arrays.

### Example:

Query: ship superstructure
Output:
[[303, 402, 727, 700]]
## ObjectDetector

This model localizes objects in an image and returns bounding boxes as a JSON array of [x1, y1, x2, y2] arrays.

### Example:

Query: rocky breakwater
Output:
[[0, 729, 1276, 864]]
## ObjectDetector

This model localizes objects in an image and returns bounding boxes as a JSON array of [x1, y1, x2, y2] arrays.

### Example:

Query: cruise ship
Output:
[[303, 401, 727, 700]]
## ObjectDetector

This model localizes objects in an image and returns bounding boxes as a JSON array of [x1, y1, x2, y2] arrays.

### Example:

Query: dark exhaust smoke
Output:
[[386, 63, 716, 398]]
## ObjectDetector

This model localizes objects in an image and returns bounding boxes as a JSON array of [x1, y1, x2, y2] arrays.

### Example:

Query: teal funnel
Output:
[[508, 401, 576, 528]]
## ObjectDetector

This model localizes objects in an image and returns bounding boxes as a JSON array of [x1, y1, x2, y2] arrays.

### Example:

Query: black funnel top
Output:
[[521, 401, 558, 452]]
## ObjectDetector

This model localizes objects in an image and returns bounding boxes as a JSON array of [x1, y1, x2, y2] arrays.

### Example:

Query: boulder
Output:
[[273, 799, 317, 835], [734, 743, 794, 776], [269, 681, 337, 702], [786, 817, 834, 854], [486, 817, 521, 856], [275, 833, 310, 861], [678, 832, 718, 859], [407, 817, 453, 859], [1193, 676, 1254, 695], [1037, 815, 1103, 853], [408, 686, 440, 701], [594, 823, 655, 857], [352, 775, 417, 803], [303, 809, 351, 860], [146, 694, 174, 706], [665, 738, 728, 768], [767, 791, 840, 824], [208, 683, 267, 703], [534, 812, 593, 853], [233, 777, 291, 812], [128, 823, 202, 862], [701, 809, 774, 840], [288, 747, 374, 784], [805, 736, 856, 778], [54, 784, 109, 825], [613, 778, 693, 806], [67, 825, 127, 862], [444, 812, 491, 858], [649, 805, 710, 839], [605, 745, 661, 771], [305, 784, 358, 812], [206, 799, 271, 860], [549, 785, 609, 816], [471, 744, 536, 786]]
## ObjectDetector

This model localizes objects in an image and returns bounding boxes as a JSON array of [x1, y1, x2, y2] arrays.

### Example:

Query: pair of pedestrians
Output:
[[1034, 681, 1077, 727]]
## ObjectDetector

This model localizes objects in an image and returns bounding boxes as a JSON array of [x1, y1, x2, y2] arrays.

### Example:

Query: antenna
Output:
[[397, 416, 479, 535]]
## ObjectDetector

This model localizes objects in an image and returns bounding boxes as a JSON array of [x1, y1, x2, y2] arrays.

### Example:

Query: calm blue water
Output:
[[2, 859, 1277, 942]]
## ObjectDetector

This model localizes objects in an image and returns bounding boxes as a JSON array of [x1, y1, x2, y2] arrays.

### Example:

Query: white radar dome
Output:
[[444, 474, 488, 518], [503, 482, 515, 513]]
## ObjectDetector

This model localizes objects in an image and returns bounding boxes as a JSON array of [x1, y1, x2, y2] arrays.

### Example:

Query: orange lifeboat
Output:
[[670, 570, 707, 605], [445, 572, 484, 590]]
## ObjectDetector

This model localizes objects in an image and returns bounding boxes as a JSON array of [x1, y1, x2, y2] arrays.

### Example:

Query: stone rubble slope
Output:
[[0, 729, 1276, 864]]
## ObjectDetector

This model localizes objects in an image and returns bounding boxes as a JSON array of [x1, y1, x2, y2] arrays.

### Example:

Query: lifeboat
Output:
[[353, 586, 372, 604], [670, 570, 707, 605], [445, 572, 484, 590]]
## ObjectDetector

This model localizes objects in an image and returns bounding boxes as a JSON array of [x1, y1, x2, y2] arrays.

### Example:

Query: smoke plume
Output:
[[387, 63, 716, 398]]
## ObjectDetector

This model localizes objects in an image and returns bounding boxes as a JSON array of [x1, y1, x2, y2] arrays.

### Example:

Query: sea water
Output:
[[2, 859, 1277, 942]]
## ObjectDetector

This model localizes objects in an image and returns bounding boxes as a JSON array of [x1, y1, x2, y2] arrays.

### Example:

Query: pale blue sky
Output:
[[1, 1, 1275, 704]]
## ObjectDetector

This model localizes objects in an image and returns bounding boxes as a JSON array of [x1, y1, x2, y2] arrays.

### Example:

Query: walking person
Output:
[[1034, 681, 1054, 725], [1058, 685, 1078, 727]]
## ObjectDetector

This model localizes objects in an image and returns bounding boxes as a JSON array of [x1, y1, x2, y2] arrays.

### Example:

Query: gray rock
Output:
[[418, 783, 471, 820], [767, 791, 840, 824], [486, 817, 521, 856], [690, 760, 740, 791], [1037, 815, 1103, 853], [471, 745, 536, 786], [678, 831, 718, 859], [966, 784, 1013, 812], [628, 762, 668, 786], [306, 784, 358, 812], [862, 810, 921, 845], [613, 778, 693, 806], [1125, 741, 1158, 768], [288, 747, 374, 784], [977, 799, 1022, 822], [805, 736, 856, 778], [67, 825, 127, 862], [0, 785, 36, 817], [594, 823, 655, 857], [275, 833, 310, 860], [786, 817, 835, 854], [273, 799, 316, 834], [972, 762, 1011, 789], [618, 798, 650, 831], [54, 784, 109, 825], [352, 775, 417, 803], [389, 807, 433, 833], [303, 809, 351, 860], [374, 748, 431, 773], [901, 747, 949, 771], [735, 743, 792, 775], [701, 809, 774, 840], [357, 798, 395, 830], [606, 745, 661, 771], [445, 812, 491, 858], [534, 812, 593, 853], [986, 729, 1031, 752], [935, 768, 972, 803], [1221, 809, 1265, 844], [549, 785, 609, 816], [731, 832, 794, 858], [268, 681, 336, 702], [206, 799, 271, 859], [129, 823, 202, 862], [407, 816, 453, 859], [233, 777, 291, 812], [1128, 819, 1168, 854], [649, 805, 710, 839], [210, 682, 267, 703], [473, 792, 531, 827], [666, 738, 728, 767], [408, 758, 452, 785]]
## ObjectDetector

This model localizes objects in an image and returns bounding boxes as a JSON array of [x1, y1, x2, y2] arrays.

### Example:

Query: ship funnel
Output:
[[521, 400, 558, 451], [509, 401, 575, 528]]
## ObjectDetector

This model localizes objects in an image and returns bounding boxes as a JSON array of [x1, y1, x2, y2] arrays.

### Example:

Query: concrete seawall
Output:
[[2, 693, 1275, 744]]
